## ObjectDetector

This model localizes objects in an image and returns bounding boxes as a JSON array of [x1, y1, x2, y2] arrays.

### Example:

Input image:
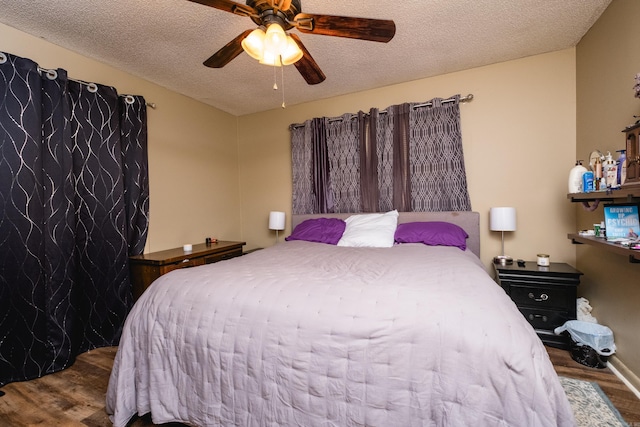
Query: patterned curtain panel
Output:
[[326, 114, 360, 213], [291, 120, 315, 214], [410, 96, 471, 211], [0, 52, 149, 385], [290, 96, 470, 214]]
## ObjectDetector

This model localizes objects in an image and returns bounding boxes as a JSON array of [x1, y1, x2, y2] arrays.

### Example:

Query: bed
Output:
[[106, 211, 575, 426]]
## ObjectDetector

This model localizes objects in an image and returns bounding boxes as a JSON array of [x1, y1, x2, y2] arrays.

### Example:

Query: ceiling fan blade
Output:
[[289, 34, 325, 85], [293, 13, 396, 43], [203, 29, 253, 68], [277, 0, 292, 11], [186, 0, 255, 17]]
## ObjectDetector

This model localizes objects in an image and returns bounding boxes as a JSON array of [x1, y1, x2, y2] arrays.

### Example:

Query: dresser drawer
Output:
[[161, 257, 206, 274], [204, 248, 242, 264], [508, 283, 575, 311], [519, 307, 572, 330]]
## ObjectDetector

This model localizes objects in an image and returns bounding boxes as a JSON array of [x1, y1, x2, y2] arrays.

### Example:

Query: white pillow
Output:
[[337, 210, 399, 248]]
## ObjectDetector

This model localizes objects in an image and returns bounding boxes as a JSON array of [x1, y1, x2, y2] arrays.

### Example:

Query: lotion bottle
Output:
[[568, 160, 587, 193], [617, 149, 627, 186], [603, 152, 617, 188]]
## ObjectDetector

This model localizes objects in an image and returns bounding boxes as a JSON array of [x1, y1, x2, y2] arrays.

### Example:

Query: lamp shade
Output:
[[241, 28, 266, 60], [490, 207, 516, 231], [269, 211, 285, 230]]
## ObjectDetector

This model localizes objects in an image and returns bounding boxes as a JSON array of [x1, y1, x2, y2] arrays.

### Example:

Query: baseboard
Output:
[[608, 355, 640, 400]]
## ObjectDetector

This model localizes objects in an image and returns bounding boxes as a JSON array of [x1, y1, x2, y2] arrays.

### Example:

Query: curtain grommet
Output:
[[124, 95, 135, 105], [46, 70, 58, 80], [87, 83, 98, 93], [0, 52, 7, 64]]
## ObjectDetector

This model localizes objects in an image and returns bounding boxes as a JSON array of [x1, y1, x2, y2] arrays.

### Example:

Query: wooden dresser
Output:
[[129, 240, 245, 300]]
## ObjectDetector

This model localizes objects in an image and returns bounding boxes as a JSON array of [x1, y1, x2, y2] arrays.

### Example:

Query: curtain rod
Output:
[[292, 94, 474, 128], [377, 93, 474, 115], [36, 66, 156, 109]]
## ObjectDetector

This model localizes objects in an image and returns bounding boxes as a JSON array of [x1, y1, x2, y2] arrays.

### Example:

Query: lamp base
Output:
[[493, 255, 513, 265]]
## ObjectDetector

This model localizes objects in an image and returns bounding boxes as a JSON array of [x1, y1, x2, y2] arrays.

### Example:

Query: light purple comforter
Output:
[[107, 241, 575, 426]]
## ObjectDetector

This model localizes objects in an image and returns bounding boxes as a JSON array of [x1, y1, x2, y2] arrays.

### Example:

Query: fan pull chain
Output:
[[281, 62, 286, 109], [272, 64, 278, 90]]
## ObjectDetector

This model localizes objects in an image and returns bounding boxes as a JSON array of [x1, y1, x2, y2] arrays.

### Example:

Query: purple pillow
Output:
[[285, 218, 346, 245], [394, 221, 468, 250]]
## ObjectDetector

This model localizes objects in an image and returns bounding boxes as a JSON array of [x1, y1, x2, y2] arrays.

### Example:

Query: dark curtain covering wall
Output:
[[0, 51, 149, 386], [290, 96, 471, 214]]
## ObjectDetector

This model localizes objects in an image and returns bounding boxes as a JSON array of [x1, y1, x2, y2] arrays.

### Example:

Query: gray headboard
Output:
[[291, 211, 480, 258]]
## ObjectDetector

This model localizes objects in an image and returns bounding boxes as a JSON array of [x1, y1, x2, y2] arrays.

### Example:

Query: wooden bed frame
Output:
[[291, 211, 480, 258]]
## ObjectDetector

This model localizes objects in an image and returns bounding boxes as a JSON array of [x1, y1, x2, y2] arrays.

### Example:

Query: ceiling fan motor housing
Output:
[[247, 0, 301, 30]]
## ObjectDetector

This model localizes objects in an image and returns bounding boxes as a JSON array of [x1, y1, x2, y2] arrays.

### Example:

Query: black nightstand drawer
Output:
[[509, 284, 574, 310], [493, 262, 582, 349], [518, 307, 573, 330]]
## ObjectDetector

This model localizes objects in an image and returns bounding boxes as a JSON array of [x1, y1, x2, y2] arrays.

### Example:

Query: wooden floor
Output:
[[0, 345, 638, 426]]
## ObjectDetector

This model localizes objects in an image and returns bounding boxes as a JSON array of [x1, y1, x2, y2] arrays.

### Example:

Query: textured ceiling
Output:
[[0, 0, 611, 116]]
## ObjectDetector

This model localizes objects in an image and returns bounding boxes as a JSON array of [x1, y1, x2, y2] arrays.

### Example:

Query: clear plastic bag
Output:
[[554, 320, 616, 356]]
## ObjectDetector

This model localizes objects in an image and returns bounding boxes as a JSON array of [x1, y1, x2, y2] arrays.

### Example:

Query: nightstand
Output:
[[493, 261, 582, 349], [129, 241, 245, 300]]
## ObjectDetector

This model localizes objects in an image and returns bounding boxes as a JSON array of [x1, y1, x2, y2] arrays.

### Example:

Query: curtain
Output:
[[410, 96, 471, 211], [291, 96, 470, 214], [0, 52, 149, 385]]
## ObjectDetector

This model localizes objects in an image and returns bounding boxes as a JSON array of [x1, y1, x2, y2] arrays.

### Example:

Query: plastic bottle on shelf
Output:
[[568, 160, 587, 193], [616, 149, 627, 186], [582, 170, 594, 193], [603, 152, 618, 188]]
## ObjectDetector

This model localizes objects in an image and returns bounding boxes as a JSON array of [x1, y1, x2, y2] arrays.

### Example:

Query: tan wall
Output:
[[576, 0, 640, 387], [0, 22, 241, 253], [238, 49, 578, 272]]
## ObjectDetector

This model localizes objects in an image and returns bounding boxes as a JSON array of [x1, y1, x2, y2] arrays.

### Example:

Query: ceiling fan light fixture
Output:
[[244, 22, 302, 67], [241, 28, 266, 60], [280, 36, 303, 65], [263, 23, 288, 53], [259, 49, 282, 66]]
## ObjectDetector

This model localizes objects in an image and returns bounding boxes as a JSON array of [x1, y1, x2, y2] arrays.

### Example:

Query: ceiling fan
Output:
[[187, 0, 396, 85]]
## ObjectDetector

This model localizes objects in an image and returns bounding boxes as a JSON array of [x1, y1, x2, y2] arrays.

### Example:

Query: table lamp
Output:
[[490, 207, 516, 265], [269, 211, 285, 243]]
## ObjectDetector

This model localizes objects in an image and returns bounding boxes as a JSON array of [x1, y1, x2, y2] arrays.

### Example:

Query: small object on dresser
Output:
[[517, 259, 526, 267], [537, 254, 550, 266], [183, 244, 193, 252]]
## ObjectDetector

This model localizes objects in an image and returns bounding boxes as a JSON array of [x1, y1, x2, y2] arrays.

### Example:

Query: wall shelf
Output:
[[569, 233, 640, 263], [568, 184, 640, 263], [567, 183, 640, 203]]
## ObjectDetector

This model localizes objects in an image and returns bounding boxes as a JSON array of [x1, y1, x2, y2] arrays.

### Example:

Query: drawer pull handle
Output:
[[182, 259, 190, 263], [528, 314, 548, 322], [528, 292, 549, 302]]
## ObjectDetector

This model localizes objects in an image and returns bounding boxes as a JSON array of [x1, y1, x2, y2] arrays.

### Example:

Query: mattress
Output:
[[106, 241, 575, 426]]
